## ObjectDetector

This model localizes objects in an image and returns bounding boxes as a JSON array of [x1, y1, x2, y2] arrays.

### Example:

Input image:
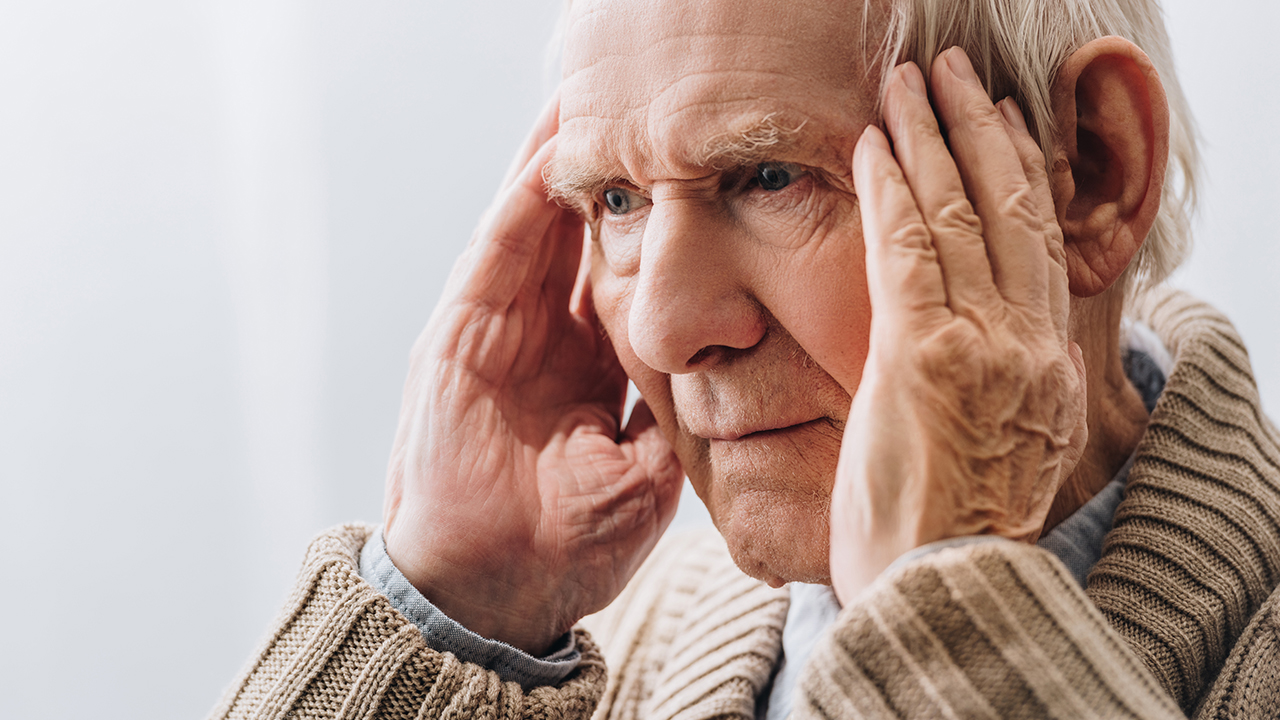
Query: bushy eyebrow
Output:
[[692, 113, 806, 168], [543, 154, 617, 207], [544, 113, 806, 205]]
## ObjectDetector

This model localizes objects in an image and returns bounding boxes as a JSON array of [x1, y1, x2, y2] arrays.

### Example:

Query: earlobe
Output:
[[1049, 36, 1170, 297]]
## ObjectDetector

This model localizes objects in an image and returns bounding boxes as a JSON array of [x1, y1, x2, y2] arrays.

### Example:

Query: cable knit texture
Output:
[[210, 289, 1280, 719], [209, 524, 606, 720]]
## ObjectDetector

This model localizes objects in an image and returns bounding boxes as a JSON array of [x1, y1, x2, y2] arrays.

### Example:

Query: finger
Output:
[[852, 124, 950, 330], [882, 62, 1001, 315], [454, 137, 562, 311], [996, 98, 1071, 343], [931, 47, 1049, 310], [1066, 341, 1089, 461], [994, 100, 1056, 226], [499, 90, 561, 193], [512, 194, 585, 337], [568, 231, 595, 321], [621, 395, 660, 442], [471, 91, 561, 250], [514, 185, 586, 324], [568, 268, 631, 408], [622, 398, 683, 512], [532, 204, 587, 317]]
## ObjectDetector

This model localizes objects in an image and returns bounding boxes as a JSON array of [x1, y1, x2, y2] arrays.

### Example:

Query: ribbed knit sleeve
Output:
[[1091, 289, 1280, 713], [796, 289, 1280, 720], [1193, 582, 1280, 719], [207, 524, 606, 720], [797, 542, 1183, 719]]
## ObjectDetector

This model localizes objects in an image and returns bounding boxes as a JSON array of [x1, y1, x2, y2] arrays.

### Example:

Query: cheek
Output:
[[596, 214, 646, 277], [589, 244, 635, 371], [755, 215, 872, 396]]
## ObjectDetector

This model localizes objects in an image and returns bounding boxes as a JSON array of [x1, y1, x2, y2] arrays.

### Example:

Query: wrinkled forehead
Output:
[[559, 0, 882, 182]]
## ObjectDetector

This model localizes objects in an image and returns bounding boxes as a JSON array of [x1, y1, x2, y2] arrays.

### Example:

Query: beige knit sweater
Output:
[[211, 289, 1280, 719]]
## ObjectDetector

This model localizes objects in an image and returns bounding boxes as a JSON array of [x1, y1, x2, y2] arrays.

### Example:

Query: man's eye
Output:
[[602, 187, 647, 215], [755, 162, 799, 191]]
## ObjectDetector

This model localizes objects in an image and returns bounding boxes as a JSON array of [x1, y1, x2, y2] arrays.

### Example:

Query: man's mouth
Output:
[[705, 418, 825, 442]]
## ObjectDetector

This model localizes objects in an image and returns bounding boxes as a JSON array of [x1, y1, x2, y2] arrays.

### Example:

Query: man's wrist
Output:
[[361, 528, 582, 687], [382, 527, 568, 656], [414, 583, 566, 657]]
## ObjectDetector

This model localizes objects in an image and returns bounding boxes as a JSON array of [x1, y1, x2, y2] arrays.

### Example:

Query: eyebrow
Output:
[[544, 113, 806, 204], [693, 113, 807, 168]]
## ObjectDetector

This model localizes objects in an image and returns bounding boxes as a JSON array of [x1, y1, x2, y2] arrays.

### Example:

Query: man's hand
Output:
[[830, 49, 1088, 604], [382, 95, 683, 655]]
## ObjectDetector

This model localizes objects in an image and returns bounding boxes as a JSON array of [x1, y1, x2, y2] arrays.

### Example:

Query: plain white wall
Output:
[[0, 2, 1273, 718]]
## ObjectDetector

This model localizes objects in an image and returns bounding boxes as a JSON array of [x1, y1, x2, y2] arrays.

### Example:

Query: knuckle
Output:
[[894, 249, 946, 296], [932, 198, 983, 238], [997, 185, 1042, 227], [1043, 223, 1068, 265], [960, 99, 1006, 132], [916, 323, 1058, 420], [870, 155, 910, 190], [908, 115, 946, 145], [1023, 154, 1050, 185], [882, 220, 937, 258], [488, 228, 537, 259], [910, 319, 1087, 482], [919, 323, 994, 383]]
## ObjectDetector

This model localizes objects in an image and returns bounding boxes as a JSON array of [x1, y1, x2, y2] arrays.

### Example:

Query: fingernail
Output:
[[859, 125, 888, 151], [999, 98, 1028, 132], [946, 47, 980, 86], [900, 63, 926, 97]]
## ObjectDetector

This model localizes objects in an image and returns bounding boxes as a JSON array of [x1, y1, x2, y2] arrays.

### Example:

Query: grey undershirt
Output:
[[362, 323, 1170, 703]]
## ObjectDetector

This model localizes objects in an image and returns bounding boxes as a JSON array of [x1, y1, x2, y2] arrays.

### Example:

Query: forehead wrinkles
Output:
[[560, 0, 870, 183], [564, 0, 868, 81]]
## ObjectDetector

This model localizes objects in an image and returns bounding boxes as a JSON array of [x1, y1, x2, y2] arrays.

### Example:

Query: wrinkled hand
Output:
[[382, 95, 683, 655], [831, 49, 1088, 605]]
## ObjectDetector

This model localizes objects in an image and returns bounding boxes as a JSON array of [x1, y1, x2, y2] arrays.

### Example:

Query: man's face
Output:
[[553, 0, 880, 585]]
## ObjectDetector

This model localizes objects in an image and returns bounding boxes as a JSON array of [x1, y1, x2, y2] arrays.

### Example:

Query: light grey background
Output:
[[0, 2, 1274, 718]]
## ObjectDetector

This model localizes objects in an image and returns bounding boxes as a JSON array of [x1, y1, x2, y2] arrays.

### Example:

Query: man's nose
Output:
[[627, 201, 766, 374]]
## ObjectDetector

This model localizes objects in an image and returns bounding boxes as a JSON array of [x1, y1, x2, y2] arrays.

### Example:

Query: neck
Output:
[[1042, 289, 1152, 532]]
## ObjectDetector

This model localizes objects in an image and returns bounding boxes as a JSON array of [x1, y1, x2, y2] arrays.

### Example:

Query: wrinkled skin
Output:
[[831, 55, 1086, 602], [382, 0, 1121, 653], [382, 102, 684, 655], [557, 0, 878, 586]]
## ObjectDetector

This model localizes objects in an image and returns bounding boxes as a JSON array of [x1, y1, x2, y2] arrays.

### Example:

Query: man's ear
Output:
[[1049, 36, 1169, 297]]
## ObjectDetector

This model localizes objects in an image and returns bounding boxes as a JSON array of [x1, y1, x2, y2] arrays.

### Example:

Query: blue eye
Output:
[[755, 162, 794, 191], [603, 187, 634, 215]]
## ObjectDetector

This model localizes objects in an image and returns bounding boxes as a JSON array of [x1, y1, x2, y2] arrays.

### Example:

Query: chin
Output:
[[706, 484, 834, 587], [677, 422, 841, 586]]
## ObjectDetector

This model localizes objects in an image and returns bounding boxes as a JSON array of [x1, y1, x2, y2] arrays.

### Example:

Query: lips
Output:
[[702, 417, 824, 442]]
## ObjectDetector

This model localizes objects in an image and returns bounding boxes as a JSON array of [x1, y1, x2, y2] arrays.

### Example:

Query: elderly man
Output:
[[212, 0, 1280, 718]]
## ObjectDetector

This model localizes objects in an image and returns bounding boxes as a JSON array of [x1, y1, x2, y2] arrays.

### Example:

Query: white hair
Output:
[[871, 0, 1197, 295], [553, 0, 1199, 295]]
